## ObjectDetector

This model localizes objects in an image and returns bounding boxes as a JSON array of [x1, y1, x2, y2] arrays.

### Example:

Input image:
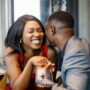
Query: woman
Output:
[[4, 15, 57, 90]]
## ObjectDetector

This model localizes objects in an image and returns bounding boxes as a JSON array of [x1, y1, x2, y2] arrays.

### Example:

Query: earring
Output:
[[20, 39, 22, 44]]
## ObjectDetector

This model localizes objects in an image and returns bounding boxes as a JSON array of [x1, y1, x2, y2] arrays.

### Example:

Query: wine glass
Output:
[[0, 60, 5, 80], [0, 60, 7, 90]]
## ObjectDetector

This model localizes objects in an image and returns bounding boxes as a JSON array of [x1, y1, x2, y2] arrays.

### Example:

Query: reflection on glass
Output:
[[0, 60, 7, 90], [0, 60, 6, 81], [35, 67, 54, 90]]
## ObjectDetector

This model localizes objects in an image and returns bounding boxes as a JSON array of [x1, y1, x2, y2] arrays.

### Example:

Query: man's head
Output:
[[46, 11, 74, 50]]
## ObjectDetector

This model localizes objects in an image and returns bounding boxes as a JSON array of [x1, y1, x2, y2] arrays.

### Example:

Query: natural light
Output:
[[14, 0, 40, 21]]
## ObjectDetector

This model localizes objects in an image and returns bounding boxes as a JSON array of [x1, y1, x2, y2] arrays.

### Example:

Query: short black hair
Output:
[[4, 14, 46, 53], [47, 11, 74, 28]]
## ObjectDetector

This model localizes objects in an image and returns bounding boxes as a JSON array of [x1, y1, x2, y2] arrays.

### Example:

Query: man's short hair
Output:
[[47, 11, 74, 28]]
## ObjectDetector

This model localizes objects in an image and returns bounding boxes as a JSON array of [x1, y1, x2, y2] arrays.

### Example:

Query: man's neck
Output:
[[58, 36, 71, 51]]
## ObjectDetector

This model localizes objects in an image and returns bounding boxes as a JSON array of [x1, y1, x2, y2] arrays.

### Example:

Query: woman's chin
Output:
[[32, 45, 41, 50]]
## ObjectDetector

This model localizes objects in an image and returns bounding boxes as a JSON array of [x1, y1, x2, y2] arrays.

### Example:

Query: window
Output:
[[14, 0, 40, 21]]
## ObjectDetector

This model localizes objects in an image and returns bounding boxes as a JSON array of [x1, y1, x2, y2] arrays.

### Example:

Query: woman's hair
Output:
[[4, 14, 46, 53]]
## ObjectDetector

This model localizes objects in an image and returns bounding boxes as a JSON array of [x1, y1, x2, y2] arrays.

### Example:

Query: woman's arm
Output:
[[5, 47, 50, 90], [5, 47, 34, 90]]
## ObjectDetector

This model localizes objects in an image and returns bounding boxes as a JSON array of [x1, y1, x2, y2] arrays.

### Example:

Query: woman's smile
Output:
[[31, 38, 42, 44]]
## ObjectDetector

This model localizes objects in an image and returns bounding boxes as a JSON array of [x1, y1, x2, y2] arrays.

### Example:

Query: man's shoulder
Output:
[[65, 36, 90, 55]]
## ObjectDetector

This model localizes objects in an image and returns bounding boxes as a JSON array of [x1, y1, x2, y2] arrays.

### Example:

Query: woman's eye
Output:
[[38, 29, 42, 32], [29, 28, 34, 33], [29, 31, 33, 33], [28, 28, 42, 33]]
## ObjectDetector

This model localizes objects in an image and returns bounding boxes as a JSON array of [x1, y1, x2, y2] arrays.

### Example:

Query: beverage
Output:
[[0, 60, 7, 90], [0, 74, 4, 80], [35, 67, 54, 90], [0, 72, 7, 90], [0, 67, 5, 81]]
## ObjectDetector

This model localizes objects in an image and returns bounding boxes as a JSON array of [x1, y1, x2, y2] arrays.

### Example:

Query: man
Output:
[[45, 11, 90, 90]]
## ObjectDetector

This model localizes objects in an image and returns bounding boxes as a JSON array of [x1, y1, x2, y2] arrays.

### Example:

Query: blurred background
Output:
[[0, 0, 90, 59]]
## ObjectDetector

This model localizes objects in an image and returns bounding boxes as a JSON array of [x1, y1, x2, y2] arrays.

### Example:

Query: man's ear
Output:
[[51, 25, 56, 35]]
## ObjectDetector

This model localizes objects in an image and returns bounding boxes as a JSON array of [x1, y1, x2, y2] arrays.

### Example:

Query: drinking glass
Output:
[[0, 60, 5, 80], [0, 60, 7, 90], [35, 67, 54, 90]]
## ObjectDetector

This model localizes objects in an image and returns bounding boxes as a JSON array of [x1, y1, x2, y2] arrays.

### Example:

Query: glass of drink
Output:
[[0, 60, 5, 80], [0, 60, 7, 90], [35, 67, 54, 90]]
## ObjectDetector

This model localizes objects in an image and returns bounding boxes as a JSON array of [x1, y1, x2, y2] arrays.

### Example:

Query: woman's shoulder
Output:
[[5, 47, 20, 55], [4, 47, 19, 62], [6, 47, 14, 53]]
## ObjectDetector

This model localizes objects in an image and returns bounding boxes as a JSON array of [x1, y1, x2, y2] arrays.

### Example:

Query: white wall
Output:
[[0, 0, 12, 58], [0, 0, 3, 58], [78, 0, 90, 43], [0, 0, 6, 58]]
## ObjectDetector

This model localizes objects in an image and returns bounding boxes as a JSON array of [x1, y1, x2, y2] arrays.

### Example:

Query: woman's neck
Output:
[[24, 49, 41, 60]]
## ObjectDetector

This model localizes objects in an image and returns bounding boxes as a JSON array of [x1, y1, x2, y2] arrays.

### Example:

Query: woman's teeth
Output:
[[31, 39, 41, 43]]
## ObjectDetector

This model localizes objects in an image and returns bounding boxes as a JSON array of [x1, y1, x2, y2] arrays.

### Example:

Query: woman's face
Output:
[[22, 20, 44, 50]]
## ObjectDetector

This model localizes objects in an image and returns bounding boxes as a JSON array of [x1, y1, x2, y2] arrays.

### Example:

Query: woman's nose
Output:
[[34, 31, 40, 37]]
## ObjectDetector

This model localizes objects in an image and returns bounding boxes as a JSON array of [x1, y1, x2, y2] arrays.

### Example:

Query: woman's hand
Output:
[[29, 56, 54, 68]]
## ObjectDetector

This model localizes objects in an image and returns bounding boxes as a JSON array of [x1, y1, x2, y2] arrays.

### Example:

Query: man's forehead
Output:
[[47, 20, 65, 29]]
